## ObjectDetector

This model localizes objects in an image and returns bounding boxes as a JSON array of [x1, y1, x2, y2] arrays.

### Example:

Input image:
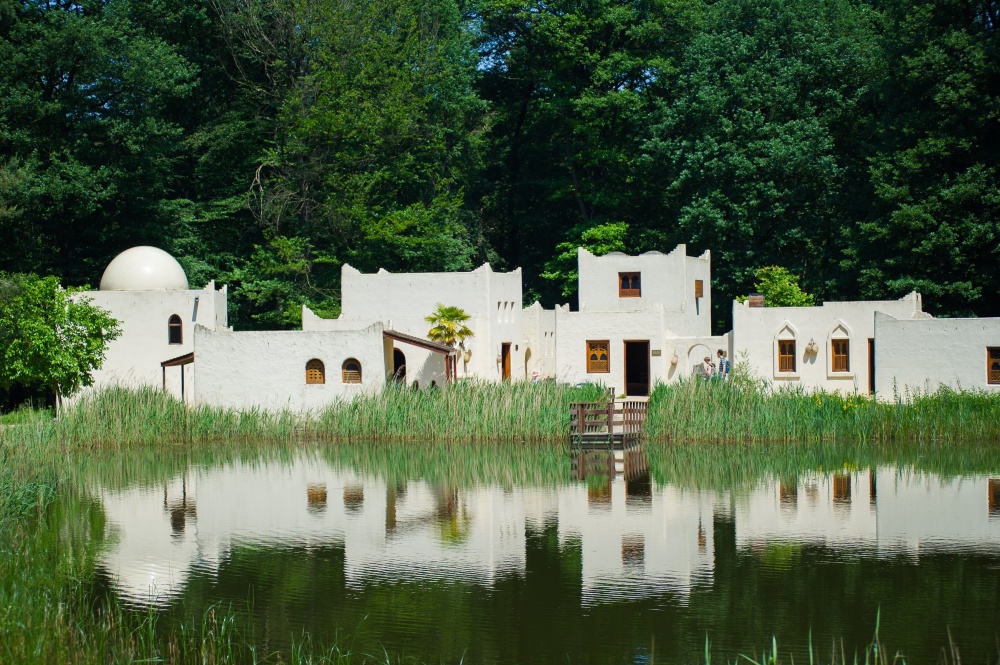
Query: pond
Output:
[[80, 443, 1000, 664]]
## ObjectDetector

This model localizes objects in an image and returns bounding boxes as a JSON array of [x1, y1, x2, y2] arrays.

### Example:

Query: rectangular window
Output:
[[832, 339, 850, 372], [694, 279, 704, 299], [587, 340, 610, 373], [618, 273, 641, 298], [988, 348, 1000, 385], [778, 339, 796, 373]]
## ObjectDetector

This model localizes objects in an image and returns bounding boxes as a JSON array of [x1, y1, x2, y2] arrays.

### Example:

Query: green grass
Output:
[[645, 373, 1000, 444], [1, 382, 607, 448]]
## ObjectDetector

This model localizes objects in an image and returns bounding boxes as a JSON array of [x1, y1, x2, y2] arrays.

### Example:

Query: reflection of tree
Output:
[[434, 486, 471, 545]]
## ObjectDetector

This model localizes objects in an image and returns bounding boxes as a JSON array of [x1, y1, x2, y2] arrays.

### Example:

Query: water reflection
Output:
[[92, 446, 1000, 662]]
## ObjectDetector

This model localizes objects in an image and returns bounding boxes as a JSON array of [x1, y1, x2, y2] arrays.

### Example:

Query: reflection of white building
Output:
[[735, 471, 878, 551], [873, 469, 1000, 554], [554, 476, 716, 604], [97, 458, 528, 605], [734, 469, 1000, 557], [96, 456, 1000, 608]]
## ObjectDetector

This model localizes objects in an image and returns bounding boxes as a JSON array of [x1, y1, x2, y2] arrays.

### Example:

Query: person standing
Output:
[[716, 349, 730, 380]]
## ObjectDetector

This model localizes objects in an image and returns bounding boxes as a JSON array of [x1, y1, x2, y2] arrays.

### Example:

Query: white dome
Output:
[[100, 246, 189, 291]]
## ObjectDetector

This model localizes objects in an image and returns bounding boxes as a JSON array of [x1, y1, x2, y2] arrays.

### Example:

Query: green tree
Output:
[[540, 221, 629, 300], [212, 0, 485, 327], [738, 266, 816, 307], [858, 0, 1000, 316], [645, 0, 883, 329], [470, 0, 703, 302], [0, 273, 121, 410], [425, 304, 474, 348]]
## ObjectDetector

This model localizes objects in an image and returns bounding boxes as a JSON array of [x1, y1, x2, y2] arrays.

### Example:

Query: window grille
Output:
[[778, 339, 796, 373], [618, 273, 641, 298], [306, 359, 325, 384], [832, 339, 850, 372], [587, 341, 610, 373], [342, 358, 362, 384], [988, 348, 1000, 385]]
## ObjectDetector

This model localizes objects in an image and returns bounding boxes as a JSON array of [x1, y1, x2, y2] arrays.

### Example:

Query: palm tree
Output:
[[425, 303, 474, 348]]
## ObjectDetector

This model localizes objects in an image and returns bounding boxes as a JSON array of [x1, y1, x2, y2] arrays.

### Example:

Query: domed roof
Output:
[[100, 246, 189, 291]]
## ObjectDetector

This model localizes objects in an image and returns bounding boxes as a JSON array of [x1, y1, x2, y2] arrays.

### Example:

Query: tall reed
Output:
[[315, 380, 605, 443], [644, 373, 1000, 443]]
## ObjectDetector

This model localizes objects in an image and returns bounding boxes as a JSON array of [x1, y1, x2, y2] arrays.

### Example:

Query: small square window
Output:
[[988, 348, 1000, 385], [618, 273, 641, 298], [587, 340, 610, 373], [832, 339, 850, 372]]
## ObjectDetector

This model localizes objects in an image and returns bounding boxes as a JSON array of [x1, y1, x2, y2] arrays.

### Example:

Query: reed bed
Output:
[[315, 380, 606, 443], [1, 382, 606, 449], [643, 438, 1000, 492], [645, 374, 1000, 443]]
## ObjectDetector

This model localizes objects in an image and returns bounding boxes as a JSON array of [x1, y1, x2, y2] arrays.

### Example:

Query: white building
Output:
[[552, 246, 728, 396], [732, 292, 926, 395], [192, 322, 388, 412], [333, 262, 524, 384], [873, 313, 1000, 396], [72, 246, 229, 401]]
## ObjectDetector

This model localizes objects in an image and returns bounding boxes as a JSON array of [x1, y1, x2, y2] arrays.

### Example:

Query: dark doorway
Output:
[[501, 343, 511, 381], [624, 340, 650, 397], [868, 338, 875, 395], [392, 348, 406, 384]]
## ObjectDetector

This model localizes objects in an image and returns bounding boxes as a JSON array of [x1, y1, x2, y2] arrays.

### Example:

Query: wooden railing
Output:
[[569, 393, 647, 447]]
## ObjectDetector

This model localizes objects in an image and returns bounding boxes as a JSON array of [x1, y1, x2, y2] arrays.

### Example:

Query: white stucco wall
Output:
[[521, 302, 557, 379], [577, 246, 711, 337], [874, 313, 1000, 396], [555, 306, 664, 393], [663, 334, 732, 382], [732, 292, 924, 394], [336, 263, 525, 381], [193, 323, 385, 412], [72, 282, 228, 400]]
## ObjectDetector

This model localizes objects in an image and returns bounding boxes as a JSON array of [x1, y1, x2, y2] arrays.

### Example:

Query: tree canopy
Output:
[[1, 0, 997, 330]]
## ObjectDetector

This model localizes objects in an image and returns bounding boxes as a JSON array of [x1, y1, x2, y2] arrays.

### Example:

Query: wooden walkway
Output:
[[568, 394, 647, 449]]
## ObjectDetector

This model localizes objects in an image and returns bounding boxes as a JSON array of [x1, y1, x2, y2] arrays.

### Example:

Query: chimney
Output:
[[748, 293, 764, 308]]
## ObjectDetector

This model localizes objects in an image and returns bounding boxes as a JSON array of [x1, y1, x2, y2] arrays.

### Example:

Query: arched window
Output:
[[342, 358, 362, 384], [168, 315, 183, 344], [306, 359, 325, 384]]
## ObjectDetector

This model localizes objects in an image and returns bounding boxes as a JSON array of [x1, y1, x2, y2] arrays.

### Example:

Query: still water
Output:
[[89, 445, 1000, 663]]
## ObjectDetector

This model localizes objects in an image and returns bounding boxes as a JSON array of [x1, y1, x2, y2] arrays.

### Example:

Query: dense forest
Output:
[[1, 0, 997, 332]]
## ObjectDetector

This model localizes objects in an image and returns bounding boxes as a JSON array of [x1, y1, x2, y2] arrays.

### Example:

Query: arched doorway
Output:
[[392, 348, 406, 383]]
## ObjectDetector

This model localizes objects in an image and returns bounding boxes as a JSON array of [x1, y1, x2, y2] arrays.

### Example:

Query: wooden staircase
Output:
[[569, 393, 647, 449]]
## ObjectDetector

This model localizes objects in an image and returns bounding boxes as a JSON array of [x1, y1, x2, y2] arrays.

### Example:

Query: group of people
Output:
[[702, 349, 730, 380]]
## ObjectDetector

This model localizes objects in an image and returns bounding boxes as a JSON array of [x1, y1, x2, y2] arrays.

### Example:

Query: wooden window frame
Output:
[[168, 314, 183, 345], [618, 272, 641, 298], [342, 358, 362, 384], [306, 359, 326, 384], [778, 339, 796, 373], [694, 279, 704, 299], [988, 347, 1000, 385], [831, 339, 850, 373], [587, 340, 610, 373]]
